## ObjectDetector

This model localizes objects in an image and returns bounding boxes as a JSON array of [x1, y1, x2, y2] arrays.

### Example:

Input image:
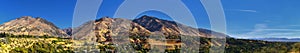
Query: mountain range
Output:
[[71, 15, 227, 43], [2, 16, 300, 53], [2, 15, 300, 42], [0, 15, 227, 49], [249, 38, 300, 42]]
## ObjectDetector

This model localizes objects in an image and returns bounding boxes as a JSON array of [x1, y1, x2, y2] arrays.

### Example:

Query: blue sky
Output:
[[222, 0, 300, 38], [1, 0, 300, 38], [0, 0, 76, 28]]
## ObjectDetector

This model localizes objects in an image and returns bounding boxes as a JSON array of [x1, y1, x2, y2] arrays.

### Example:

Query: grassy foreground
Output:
[[1, 33, 300, 53]]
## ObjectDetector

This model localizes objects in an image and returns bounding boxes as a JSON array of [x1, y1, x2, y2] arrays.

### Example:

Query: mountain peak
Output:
[[132, 15, 217, 37], [139, 15, 159, 20], [17, 16, 59, 29], [17, 16, 35, 20], [20, 16, 33, 18], [133, 15, 181, 36], [17, 16, 46, 22], [96, 16, 113, 22], [0, 16, 69, 37]]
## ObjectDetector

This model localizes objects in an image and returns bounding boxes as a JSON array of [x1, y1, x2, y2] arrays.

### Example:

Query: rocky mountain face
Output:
[[0, 16, 69, 37], [133, 16, 180, 36], [72, 17, 151, 43], [72, 15, 226, 48], [62, 27, 72, 35], [133, 15, 221, 37]]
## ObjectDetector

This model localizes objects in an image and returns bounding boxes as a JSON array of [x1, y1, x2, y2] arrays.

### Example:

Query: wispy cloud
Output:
[[231, 24, 300, 39], [238, 9, 258, 13], [288, 25, 300, 27]]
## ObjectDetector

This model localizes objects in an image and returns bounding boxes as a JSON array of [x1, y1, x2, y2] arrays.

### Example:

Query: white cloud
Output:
[[247, 24, 267, 34], [238, 9, 257, 13], [262, 29, 300, 32], [232, 24, 300, 39], [288, 25, 300, 27]]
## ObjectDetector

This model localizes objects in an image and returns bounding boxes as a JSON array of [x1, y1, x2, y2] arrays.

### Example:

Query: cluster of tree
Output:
[[0, 32, 74, 53], [9, 41, 73, 53], [128, 34, 183, 53], [129, 35, 151, 53], [225, 38, 300, 53], [0, 32, 70, 39], [0, 32, 12, 37], [164, 35, 300, 53]]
